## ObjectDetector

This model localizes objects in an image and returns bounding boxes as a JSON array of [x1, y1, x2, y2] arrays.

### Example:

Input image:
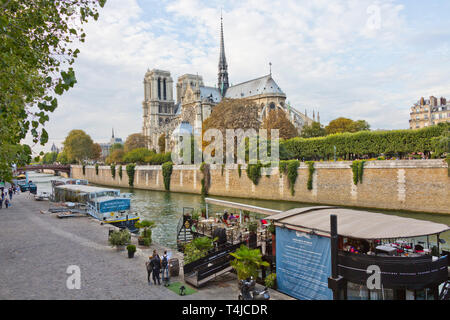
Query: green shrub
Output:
[[126, 244, 136, 252], [118, 165, 123, 179], [126, 163, 136, 187], [351, 160, 365, 185], [286, 160, 300, 195], [246, 162, 263, 185], [281, 123, 449, 161], [82, 164, 86, 175], [110, 164, 116, 179], [306, 161, 315, 190], [162, 161, 173, 191], [265, 273, 277, 288], [95, 163, 99, 175], [238, 164, 242, 177], [108, 229, 131, 247]]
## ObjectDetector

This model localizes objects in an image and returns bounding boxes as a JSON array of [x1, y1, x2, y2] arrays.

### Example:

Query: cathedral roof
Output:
[[200, 86, 222, 103], [224, 75, 285, 99]]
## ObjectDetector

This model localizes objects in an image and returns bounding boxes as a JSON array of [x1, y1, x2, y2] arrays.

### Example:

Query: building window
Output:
[[158, 78, 161, 100], [163, 78, 167, 100]]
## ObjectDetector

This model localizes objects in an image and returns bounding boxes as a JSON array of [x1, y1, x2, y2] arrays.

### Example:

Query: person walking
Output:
[[161, 251, 170, 285], [149, 256, 153, 284], [4, 197, 9, 209], [8, 188, 12, 200], [151, 250, 161, 285], [0, 197, 3, 209]]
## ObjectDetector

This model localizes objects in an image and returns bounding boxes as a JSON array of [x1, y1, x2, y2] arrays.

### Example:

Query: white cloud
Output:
[[24, 0, 450, 153]]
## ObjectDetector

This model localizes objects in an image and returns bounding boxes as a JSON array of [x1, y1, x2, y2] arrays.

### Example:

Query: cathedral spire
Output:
[[218, 13, 229, 97]]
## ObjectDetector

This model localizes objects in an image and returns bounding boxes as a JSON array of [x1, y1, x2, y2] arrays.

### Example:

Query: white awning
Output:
[[204, 198, 282, 216], [269, 207, 449, 240]]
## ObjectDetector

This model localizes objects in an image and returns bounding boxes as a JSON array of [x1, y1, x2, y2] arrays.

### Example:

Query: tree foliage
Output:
[[124, 133, 146, 153], [325, 117, 370, 135], [300, 121, 326, 138], [62, 129, 97, 163], [261, 109, 298, 140], [0, 0, 106, 181]]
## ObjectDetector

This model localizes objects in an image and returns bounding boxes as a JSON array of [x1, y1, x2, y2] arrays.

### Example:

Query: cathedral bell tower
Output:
[[218, 14, 229, 97]]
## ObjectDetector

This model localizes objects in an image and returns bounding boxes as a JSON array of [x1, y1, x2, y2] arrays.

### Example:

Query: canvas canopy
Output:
[[268, 207, 449, 239], [204, 198, 282, 216]]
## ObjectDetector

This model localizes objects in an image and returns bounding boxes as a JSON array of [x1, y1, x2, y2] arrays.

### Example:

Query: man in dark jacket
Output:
[[146, 256, 153, 284], [151, 250, 161, 285]]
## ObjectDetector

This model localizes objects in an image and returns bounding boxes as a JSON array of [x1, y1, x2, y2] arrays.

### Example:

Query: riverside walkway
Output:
[[0, 192, 291, 300]]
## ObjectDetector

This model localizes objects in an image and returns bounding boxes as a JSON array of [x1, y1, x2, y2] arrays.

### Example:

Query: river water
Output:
[[29, 172, 450, 250]]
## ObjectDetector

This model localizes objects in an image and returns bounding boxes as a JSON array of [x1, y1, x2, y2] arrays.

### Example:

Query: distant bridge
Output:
[[17, 164, 71, 174]]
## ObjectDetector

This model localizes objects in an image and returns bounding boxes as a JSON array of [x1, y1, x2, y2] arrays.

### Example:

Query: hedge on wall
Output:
[[162, 161, 173, 191], [200, 162, 211, 196], [279, 160, 300, 195], [247, 162, 263, 185], [351, 160, 365, 185], [306, 161, 315, 190], [95, 163, 99, 175], [82, 164, 86, 175], [118, 165, 122, 180], [281, 123, 450, 161], [126, 164, 135, 187], [110, 164, 116, 179]]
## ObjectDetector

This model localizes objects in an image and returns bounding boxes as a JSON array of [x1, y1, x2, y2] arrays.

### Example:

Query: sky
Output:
[[24, 0, 450, 154]]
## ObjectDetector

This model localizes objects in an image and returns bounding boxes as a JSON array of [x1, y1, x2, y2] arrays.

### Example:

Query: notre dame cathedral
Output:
[[142, 17, 315, 152]]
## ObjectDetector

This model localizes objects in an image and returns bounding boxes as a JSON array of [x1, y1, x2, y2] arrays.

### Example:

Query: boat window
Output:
[[347, 282, 369, 300]]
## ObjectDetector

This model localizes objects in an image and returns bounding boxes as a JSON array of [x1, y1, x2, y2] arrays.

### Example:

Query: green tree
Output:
[[325, 117, 370, 135], [56, 151, 69, 164], [105, 149, 125, 165], [62, 129, 96, 163], [261, 109, 299, 140], [158, 133, 166, 153], [123, 148, 153, 164], [110, 143, 124, 153], [300, 121, 326, 138], [124, 133, 146, 153], [0, 0, 106, 182], [41, 152, 58, 164]]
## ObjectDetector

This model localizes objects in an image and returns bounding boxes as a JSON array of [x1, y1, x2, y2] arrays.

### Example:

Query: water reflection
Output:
[[29, 172, 450, 250]]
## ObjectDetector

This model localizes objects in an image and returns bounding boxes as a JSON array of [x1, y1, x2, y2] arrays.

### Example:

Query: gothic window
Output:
[[159, 118, 163, 125], [165, 118, 169, 124], [159, 105, 162, 113], [269, 102, 276, 110], [158, 78, 161, 100], [163, 78, 167, 100]]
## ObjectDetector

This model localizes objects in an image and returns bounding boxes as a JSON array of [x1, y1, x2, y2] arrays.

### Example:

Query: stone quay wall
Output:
[[71, 160, 450, 214]]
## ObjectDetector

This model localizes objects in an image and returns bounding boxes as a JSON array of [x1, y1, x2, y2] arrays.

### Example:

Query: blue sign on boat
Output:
[[98, 199, 130, 213], [276, 227, 333, 300]]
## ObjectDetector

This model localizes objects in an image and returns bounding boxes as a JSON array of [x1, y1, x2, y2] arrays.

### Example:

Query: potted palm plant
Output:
[[127, 244, 136, 258], [230, 244, 270, 286]]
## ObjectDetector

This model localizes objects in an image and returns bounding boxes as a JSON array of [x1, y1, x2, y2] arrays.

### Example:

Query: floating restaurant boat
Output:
[[52, 183, 139, 232], [180, 198, 450, 299], [267, 207, 450, 300]]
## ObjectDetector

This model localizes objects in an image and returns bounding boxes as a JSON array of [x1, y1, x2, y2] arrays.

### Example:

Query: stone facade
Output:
[[409, 96, 450, 129], [71, 160, 450, 214]]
